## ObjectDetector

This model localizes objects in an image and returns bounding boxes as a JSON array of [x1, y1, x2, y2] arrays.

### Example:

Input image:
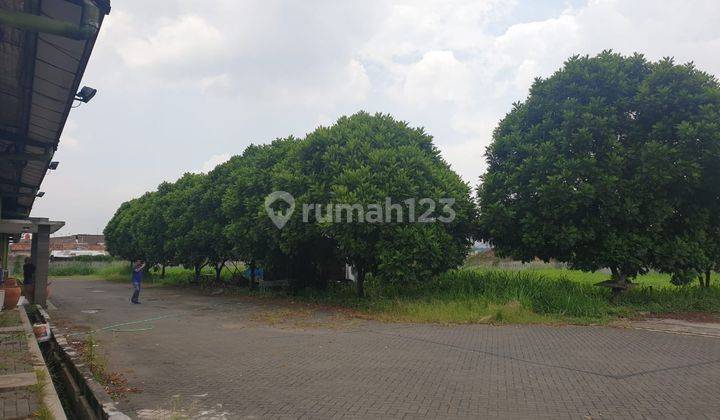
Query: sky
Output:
[[30, 0, 720, 235]]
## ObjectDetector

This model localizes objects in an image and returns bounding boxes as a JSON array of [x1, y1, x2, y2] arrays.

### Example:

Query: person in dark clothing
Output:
[[23, 257, 35, 285], [131, 260, 146, 304], [22, 257, 36, 303]]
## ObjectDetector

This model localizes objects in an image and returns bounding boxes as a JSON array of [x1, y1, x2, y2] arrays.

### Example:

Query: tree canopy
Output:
[[284, 113, 476, 295], [477, 51, 720, 286], [105, 112, 477, 294], [106, 55, 720, 292]]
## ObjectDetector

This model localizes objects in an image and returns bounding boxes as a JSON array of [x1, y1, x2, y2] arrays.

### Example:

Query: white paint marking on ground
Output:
[[632, 318, 720, 338], [136, 409, 173, 419]]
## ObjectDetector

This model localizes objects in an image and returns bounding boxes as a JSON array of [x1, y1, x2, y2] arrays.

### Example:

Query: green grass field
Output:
[[47, 259, 720, 325], [283, 267, 719, 324], [47, 260, 237, 284], [512, 266, 720, 288]]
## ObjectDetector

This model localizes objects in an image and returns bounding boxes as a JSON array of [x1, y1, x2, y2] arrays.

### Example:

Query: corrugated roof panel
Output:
[[29, 105, 64, 127], [34, 65, 76, 98], [38, 30, 86, 54], [29, 108, 63, 128], [22, 165, 46, 185], [25, 130, 56, 144], [33, 59, 76, 88], [25, 145, 47, 154], [36, 41, 79, 73], [0, 0, 109, 218], [28, 123, 59, 140]]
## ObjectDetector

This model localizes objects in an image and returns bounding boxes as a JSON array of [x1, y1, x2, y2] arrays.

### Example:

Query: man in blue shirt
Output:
[[131, 260, 146, 304]]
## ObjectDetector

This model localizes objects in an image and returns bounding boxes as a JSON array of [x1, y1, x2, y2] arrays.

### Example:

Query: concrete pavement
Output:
[[48, 278, 720, 419]]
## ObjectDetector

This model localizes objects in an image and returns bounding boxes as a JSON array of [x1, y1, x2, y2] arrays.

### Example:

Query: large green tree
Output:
[[648, 59, 720, 286], [162, 172, 213, 281], [478, 51, 720, 286], [286, 112, 477, 296], [104, 199, 139, 261], [106, 113, 476, 294], [222, 138, 303, 287], [136, 185, 175, 275]]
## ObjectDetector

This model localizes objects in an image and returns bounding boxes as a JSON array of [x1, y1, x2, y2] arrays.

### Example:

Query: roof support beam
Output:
[[0, 152, 52, 163], [0, 1, 100, 40], [1, 211, 30, 219], [0, 129, 54, 151], [0, 179, 37, 190], [1, 192, 38, 198]]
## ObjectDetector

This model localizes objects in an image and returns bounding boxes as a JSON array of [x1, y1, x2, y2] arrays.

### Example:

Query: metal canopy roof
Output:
[[0, 216, 64, 234], [0, 0, 109, 219]]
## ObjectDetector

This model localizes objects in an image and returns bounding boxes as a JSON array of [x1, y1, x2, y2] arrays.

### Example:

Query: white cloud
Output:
[[266, 58, 372, 106], [360, 0, 513, 65], [199, 74, 234, 94], [117, 15, 225, 68], [401, 50, 472, 105], [345, 59, 372, 102], [61, 136, 80, 150], [437, 138, 488, 185], [58, 119, 80, 150], [196, 153, 232, 174]]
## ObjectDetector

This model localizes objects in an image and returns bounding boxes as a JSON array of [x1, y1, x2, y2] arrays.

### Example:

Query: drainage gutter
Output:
[[18, 306, 67, 420], [31, 307, 130, 419]]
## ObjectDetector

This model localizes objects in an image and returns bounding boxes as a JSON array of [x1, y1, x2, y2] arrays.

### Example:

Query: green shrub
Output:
[[48, 260, 129, 278]]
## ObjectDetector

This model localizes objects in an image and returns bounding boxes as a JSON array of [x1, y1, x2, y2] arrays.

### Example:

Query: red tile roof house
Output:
[[10, 233, 107, 258]]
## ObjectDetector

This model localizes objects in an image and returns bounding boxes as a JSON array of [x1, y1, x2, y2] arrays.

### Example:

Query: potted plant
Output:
[[2, 277, 21, 308]]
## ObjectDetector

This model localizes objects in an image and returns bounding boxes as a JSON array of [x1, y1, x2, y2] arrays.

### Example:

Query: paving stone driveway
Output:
[[48, 278, 720, 419]]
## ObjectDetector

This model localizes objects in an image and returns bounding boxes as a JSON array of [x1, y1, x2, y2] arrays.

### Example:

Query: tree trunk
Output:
[[215, 261, 224, 283], [610, 267, 628, 286], [194, 264, 201, 283], [609, 267, 627, 302], [704, 269, 712, 288], [356, 268, 366, 298], [160, 264, 166, 278]]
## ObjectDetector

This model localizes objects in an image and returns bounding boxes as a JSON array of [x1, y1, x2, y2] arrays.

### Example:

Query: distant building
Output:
[[10, 234, 108, 259]]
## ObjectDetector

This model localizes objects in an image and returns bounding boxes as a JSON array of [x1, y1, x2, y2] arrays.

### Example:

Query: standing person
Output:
[[22, 257, 36, 301], [130, 260, 146, 304]]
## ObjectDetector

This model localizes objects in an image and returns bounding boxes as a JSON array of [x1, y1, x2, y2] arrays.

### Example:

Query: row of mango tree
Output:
[[104, 112, 477, 296], [105, 52, 720, 296]]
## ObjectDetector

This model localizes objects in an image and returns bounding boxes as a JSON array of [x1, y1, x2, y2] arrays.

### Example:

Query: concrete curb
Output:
[[19, 306, 68, 420]]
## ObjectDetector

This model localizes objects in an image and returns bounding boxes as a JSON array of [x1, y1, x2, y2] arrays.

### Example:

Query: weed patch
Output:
[[0, 310, 21, 327], [70, 334, 140, 399]]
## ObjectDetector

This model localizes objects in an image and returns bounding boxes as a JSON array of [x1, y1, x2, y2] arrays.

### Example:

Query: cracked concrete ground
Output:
[[48, 278, 720, 419]]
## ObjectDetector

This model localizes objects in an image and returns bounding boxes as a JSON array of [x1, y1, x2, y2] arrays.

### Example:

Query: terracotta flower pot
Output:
[[2, 278, 21, 309]]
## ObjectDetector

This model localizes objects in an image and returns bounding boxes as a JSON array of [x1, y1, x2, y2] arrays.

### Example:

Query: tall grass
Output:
[[47, 260, 238, 284], [285, 268, 720, 324], [47, 260, 129, 278], [47, 258, 720, 324]]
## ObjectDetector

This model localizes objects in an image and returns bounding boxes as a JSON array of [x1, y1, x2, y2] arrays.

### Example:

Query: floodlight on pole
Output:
[[75, 86, 97, 103]]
